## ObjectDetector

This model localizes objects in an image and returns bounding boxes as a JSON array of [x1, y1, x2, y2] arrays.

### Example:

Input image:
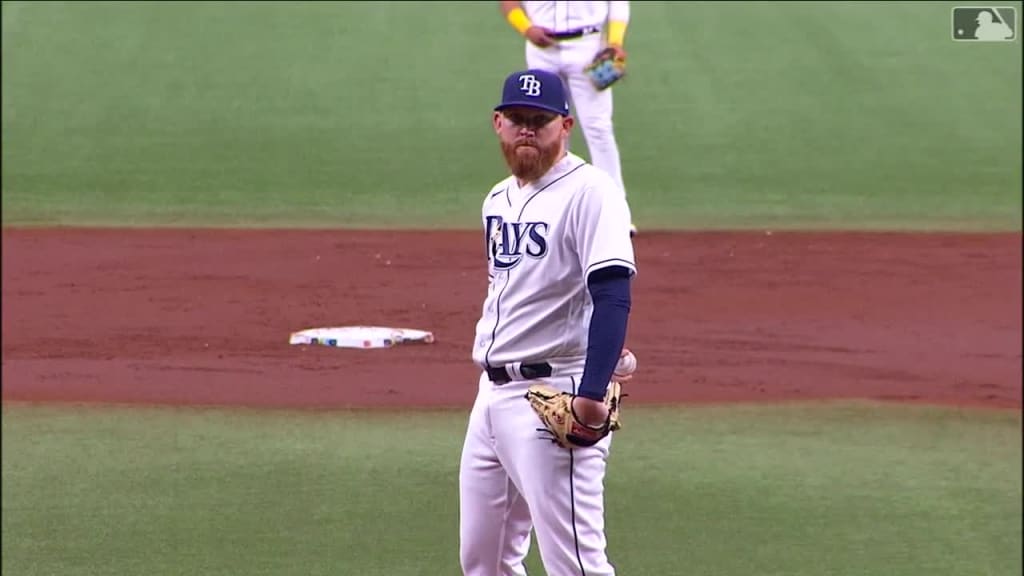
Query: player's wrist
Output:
[[607, 20, 627, 47], [575, 383, 608, 402], [571, 395, 610, 427], [507, 7, 533, 36]]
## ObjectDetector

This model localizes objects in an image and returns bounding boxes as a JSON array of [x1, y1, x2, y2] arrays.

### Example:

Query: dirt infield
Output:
[[2, 229, 1020, 410]]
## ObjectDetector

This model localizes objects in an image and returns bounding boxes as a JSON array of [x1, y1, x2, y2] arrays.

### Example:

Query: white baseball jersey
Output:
[[521, 0, 630, 33], [472, 151, 636, 375]]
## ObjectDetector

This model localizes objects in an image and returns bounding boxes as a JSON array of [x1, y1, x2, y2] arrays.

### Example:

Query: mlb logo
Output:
[[952, 6, 1017, 41]]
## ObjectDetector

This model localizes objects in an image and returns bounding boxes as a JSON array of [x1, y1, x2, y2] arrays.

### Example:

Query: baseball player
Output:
[[459, 69, 636, 576], [500, 0, 638, 236]]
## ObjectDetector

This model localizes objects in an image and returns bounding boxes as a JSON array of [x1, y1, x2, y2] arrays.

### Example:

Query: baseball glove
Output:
[[525, 381, 623, 449], [584, 46, 627, 90]]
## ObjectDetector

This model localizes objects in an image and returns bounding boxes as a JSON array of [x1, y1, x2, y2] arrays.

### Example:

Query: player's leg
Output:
[[536, 444, 614, 576], [563, 38, 635, 234], [491, 377, 617, 576], [561, 40, 625, 197], [528, 424, 615, 575], [460, 375, 535, 576], [566, 66, 636, 236], [524, 39, 559, 73], [498, 489, 534, 576], [568, 74, 624, 194]]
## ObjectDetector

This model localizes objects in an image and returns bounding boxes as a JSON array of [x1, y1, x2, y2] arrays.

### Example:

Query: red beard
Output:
[[501, 139, 561, 182]]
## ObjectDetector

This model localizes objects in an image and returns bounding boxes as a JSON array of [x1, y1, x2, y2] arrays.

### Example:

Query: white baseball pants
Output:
[[459, 373, 616, 576], [525, 34, 626, 198]]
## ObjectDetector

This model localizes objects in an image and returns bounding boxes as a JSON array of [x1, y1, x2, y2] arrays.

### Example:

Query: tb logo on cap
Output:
[[519, 74, 542, 96]]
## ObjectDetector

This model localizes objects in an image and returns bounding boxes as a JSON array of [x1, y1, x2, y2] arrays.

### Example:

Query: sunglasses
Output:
[[503, 111, 560, 130]]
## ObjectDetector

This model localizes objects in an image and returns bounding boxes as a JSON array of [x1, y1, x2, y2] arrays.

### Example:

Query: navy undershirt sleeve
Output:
[[578, 266, 633, 401]]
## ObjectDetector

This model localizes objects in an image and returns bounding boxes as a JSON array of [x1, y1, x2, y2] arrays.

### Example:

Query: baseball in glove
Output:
[[584, 46, 627, 91], [525, 381, 623, 449]]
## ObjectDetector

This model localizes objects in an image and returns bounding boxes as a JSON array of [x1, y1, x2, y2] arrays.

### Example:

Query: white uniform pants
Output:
[[525, 34, 626, 197], [459, 373, 615, 576]]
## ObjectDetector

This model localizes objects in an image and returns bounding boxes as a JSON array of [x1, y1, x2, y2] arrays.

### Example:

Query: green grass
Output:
[[3, 402, 1020, 576], [3, 4, 1020, 575], [2, 1, 1020, 230]]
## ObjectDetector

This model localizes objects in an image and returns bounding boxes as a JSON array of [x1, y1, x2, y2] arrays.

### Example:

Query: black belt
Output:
[[487, 362, 553, 383], [550, 26, 601, 40]]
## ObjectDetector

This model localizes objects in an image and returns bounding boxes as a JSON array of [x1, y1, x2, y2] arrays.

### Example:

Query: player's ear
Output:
[[561, 115, 574, 134], [493, 111, 504, 133]]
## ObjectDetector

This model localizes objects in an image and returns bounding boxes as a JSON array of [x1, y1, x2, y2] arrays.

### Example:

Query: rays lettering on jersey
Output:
[[485, 215, 549, 270]]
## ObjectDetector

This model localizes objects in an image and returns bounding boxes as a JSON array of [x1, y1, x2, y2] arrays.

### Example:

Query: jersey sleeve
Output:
[[571, 172, 637, 284]]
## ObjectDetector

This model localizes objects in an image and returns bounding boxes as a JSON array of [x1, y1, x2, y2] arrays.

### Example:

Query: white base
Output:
[[288, 326, 435, 349]]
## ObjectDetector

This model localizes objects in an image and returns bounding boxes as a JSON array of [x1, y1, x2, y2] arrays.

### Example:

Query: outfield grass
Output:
[[2, 402, 1020, 576], [2, 1, 1020, 230]]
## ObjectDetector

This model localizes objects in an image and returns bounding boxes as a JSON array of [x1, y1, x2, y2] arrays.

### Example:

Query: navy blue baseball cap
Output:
[[494, 69, 570, 116]]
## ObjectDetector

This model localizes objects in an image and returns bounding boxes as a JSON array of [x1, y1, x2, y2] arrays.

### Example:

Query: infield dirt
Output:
[[2, 229, 1020, 410]]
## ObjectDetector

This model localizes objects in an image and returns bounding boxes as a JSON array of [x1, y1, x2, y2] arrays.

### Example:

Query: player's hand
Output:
[[606, 44, 627, 60], [526, 26, 557, 48], [572, 395, 610, 427]]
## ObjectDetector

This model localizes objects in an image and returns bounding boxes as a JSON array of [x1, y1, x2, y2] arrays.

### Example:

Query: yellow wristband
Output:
[[507, 7, 533, 35], [607, 20, 627, 46]]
